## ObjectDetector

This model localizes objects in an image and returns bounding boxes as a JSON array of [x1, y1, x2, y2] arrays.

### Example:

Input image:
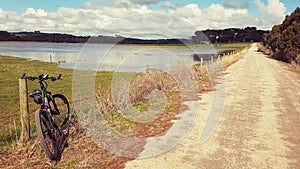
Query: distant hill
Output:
[[0, 27, 268, 44], [0, 31, 89, 43]]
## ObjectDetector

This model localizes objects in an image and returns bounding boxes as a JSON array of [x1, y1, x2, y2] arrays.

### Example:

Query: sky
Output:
[[0, 0, 298, 38]]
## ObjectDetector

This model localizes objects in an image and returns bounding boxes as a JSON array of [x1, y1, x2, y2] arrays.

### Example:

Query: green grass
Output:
[[118, 42, 251, 50], [213, 42, 251, 50], [0, 56, 73, 131]]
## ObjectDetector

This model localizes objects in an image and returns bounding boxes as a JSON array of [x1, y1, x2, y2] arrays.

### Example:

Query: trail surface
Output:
[[125, 44, 300, 168]]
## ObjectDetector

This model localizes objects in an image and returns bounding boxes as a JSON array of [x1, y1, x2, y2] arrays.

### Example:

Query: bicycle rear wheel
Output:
[[35, 110, 58, 160], [50, 94, 70, 129]]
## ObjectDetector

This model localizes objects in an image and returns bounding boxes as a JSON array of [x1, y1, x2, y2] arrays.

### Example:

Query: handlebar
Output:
[[21, 73, 62, 82]]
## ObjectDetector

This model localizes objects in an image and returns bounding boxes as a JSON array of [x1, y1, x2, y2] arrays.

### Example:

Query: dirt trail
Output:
[[125, 44, 300, 168]]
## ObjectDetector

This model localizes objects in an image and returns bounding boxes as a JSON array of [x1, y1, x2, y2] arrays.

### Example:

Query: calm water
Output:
[[0, 42, 220, 71]]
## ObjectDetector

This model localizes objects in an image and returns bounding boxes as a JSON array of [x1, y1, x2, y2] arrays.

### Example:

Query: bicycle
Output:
[[21, 73, 70, 161]]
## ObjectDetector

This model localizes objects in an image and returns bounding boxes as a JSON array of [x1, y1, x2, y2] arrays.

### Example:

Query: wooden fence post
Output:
[[200, 58, 203, 67], [50, 54, 52, 63], [19, 78, 30, 142], [146, 64, 149, 73]]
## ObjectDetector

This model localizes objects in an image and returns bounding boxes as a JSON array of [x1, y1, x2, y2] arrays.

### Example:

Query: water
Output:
[[0, 42, 221, 72]]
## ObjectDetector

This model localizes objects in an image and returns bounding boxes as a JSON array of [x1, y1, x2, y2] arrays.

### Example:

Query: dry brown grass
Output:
[[95, 70, 182, 138], [221, 47, 249, 69], [129, 71, 178, 104], [291, 58, 300, 73], [191, 44, 250, 91]]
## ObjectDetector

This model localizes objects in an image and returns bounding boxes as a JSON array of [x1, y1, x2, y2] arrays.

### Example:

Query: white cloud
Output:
[[81, 2, 98, 10], [36, 9, 47, 17], [161, 1, 175, 10], [23, 8, 47, 17], [171, 4, 202, 18], [24, 8, 35, 15], [171, 3, 261, 30], [0, 1, 285, 37], [255, 0, 286, 25]]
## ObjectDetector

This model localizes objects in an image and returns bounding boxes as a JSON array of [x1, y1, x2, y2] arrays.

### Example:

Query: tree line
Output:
[[193, 27, 268, 43], [262, 7, 300, 63], [0, 31, 89, 43], [0, 27, 268, 44]]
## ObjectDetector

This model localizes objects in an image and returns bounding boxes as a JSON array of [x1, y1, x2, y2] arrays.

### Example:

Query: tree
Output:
[[263, 7, 300, 63]]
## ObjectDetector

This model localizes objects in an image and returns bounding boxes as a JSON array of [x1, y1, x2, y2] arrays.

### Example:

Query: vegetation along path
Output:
[[125, 43, 300, 168]]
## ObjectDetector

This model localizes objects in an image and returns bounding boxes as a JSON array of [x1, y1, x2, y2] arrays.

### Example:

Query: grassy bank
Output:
[[0, 42, 251, 154]]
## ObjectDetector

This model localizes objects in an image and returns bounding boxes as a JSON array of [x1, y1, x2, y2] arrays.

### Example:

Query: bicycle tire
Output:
[[35, 110, 58, 160], [50, 94, 70, 129]]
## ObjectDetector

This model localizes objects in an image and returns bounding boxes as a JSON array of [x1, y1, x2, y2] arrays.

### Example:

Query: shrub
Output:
[[262, 7, 300, 63]]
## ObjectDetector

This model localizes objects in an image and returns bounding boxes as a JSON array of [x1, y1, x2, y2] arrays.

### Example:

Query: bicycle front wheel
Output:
[[35, 110, 58, 160], [50, 94, 70, 129]]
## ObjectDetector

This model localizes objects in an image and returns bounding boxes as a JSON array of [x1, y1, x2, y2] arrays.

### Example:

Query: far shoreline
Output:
[[0, 40, 251, 50]]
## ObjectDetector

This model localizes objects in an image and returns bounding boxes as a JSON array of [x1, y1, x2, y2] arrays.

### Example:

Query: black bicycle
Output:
[[21, 73, 70, 161]]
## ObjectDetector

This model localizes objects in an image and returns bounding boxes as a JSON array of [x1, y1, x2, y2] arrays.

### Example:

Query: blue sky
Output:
[[0, 0, 298, 36]]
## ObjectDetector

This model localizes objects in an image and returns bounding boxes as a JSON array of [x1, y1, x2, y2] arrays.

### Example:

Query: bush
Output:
[[262, 7, 300, 63]]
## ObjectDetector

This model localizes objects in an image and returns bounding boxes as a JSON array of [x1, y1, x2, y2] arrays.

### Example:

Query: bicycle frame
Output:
[[38, 79, 57, 130]]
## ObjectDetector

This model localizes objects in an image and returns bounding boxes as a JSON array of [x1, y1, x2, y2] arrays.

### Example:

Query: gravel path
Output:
[[125, 44, 300, 168]]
